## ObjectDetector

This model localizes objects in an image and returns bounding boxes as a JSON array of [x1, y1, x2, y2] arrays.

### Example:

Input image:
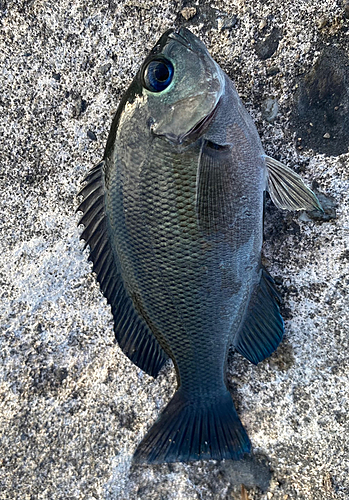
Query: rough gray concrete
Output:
[[1, 0, 348, 499]]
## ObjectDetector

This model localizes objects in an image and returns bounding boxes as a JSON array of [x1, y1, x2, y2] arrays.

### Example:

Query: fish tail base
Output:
[[133, 388, 251, 464]]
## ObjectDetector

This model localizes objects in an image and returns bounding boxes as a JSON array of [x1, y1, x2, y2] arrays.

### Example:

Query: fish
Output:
[[77, 28, 322, 464]]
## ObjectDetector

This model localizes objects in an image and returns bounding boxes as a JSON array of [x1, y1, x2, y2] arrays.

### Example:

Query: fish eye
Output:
[[143, 59, 174, 92]]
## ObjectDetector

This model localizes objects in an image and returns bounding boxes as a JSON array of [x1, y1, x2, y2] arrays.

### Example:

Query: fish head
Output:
[[139, 28, 225, 145]]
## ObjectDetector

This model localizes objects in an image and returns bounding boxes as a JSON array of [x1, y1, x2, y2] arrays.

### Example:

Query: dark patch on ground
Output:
[[268, 337, 296, 371], [263, 197, 300, 245], [130, 452, 271, 495], [291, 45, 349, 156], [31, 364, 69, 394], [339, 249, 349, 261], [255, 28, 282, 61], [109, 401, 137, 431], [188, 454, 271, 492]]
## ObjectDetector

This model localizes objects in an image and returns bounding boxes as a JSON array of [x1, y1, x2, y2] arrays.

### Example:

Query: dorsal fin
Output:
[[77, 161, 168, 377], [233, 269, 284, 365]]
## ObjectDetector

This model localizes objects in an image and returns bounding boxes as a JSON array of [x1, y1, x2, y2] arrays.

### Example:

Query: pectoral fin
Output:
[[265, 155, 323, 212], [196, 140, 236, 236]]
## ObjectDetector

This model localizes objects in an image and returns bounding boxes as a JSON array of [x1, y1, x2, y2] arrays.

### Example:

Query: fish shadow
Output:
[[129, 452, 271, 494]]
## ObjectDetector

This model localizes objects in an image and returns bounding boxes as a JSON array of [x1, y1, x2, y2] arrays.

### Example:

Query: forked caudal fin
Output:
[[133, 388, 251, 464]]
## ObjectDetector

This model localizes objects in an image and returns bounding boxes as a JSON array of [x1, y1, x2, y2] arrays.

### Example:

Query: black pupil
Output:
[[154, 63, 169, 82], [143, 58, 174, 92]]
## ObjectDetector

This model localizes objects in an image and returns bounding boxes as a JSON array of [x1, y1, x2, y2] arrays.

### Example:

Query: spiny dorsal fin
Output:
[[265, 155, 323, 212], [77, 161, 168, 378], [233, 269, 284, 365]]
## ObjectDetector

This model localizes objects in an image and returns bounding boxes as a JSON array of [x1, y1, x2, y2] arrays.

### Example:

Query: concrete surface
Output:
[[0, 0, 348, 499]]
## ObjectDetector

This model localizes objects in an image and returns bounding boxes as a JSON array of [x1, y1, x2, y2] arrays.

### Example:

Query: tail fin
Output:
[[133, 388, 251, 464]]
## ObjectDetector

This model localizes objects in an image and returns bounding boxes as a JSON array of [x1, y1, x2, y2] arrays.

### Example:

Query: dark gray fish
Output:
[[77, 28, 322, 464]]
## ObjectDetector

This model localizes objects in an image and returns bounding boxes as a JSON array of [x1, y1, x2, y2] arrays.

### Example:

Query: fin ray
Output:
[[196, 140, 236, 236], [77, 187, 104, 213], [265, 156, 323, 211], [233, 269, 284, 365], [133, 389, 251, 464]]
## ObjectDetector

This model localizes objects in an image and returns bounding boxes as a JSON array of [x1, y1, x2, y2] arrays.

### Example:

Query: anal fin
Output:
[[77, 161, 168, 378], [233, 269, 284, 365]]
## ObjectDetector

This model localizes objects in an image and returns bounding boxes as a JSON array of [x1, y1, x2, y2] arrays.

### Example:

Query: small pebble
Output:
[[266, 66, 280, 76], [255, 27, 282, 60], [261, 97, 279, 123], [87, 130, 97, 141], [259, 19, 267, 30], [181, 6, 197, 21], [221, 15, 238, 30], [99, 63, 111, 75], [317, 16, 328, 29]]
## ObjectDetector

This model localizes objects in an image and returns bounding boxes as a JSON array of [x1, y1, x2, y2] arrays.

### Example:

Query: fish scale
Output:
[[77, 27, 322, 463], [119, 136, 244, 392]]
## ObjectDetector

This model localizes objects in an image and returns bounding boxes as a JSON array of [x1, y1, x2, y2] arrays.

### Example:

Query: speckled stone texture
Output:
[[1, 1, 348, 499]]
